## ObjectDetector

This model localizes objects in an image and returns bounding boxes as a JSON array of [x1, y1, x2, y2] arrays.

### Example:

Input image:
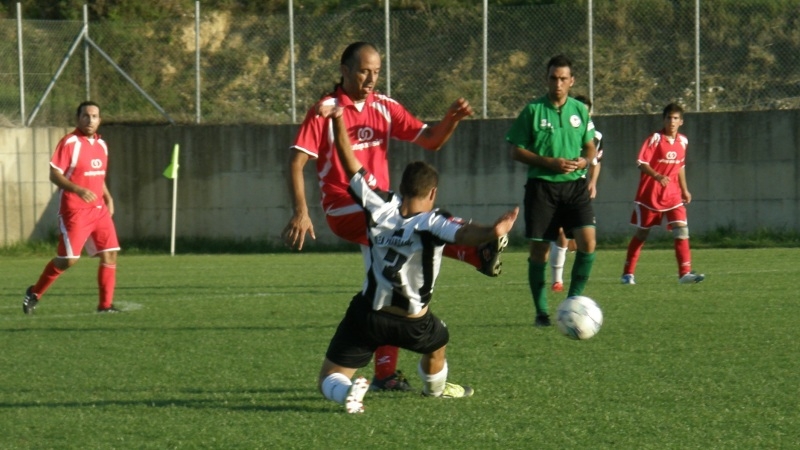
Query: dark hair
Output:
[[573, 94, 592, 110], [76, 100, 100, 117], [332, 41, 379, 92], [546, 54, 572, 74], [662, 102, 684, 118], [400, 161, 439, 199]]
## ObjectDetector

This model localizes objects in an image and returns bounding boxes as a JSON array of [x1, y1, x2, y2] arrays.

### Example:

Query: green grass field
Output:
[[2, 248, 799, 449]]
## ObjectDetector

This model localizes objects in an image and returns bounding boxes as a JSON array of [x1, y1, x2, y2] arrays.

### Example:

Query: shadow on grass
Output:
[[0, 393, 331, 413]]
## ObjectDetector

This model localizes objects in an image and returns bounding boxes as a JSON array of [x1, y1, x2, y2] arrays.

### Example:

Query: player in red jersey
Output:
[[621, 103, 704, 285], [23, 101, 122, 314], [283, 42, 507, 392]]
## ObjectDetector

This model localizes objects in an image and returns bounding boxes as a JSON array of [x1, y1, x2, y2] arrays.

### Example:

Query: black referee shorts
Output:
[[524, 177, 596, 241], [325, 294, 450, 369]]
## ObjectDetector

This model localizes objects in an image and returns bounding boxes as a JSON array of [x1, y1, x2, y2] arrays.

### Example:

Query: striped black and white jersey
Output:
[[348, 169, 465, 315]]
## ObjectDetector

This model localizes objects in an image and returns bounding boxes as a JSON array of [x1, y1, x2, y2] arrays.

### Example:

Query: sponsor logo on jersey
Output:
[[352, 127, 384, 152], [357, 127, 374, 141], [570, 115, 582, 127], [91, 158, 103, 168]]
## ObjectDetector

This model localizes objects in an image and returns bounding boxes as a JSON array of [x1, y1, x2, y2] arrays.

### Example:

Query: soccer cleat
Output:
[[534, 314, 552, 327], [478, 234, 509, 277], [345, 376, 369, 414], [97, 305, 122, 313], [436, 382, 474, 399], [551, 281, 564, 293], [620, 274, 636, 285], [23, 286, 39, 315], [369, 370, 413, 392], [679, 271, 705, 284]]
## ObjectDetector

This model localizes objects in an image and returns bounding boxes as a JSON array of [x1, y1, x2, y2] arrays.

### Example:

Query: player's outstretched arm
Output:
[[414, 98, 474, 151], [454, 206, 519, 247]]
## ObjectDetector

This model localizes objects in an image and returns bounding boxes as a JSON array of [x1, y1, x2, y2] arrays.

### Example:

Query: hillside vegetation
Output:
[[1, 0, 797, 125]]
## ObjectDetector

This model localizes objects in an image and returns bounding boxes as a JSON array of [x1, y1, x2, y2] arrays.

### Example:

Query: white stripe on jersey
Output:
[[349, 171, 462, 315], [65, 135, 81, 179]]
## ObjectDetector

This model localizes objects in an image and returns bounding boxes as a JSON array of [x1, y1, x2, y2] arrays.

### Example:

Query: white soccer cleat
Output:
[[620, 274, 636, 285], [345, 376, 369, 414]]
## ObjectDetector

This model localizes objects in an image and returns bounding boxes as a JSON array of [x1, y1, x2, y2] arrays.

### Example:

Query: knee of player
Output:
[[672, 226, 690, 240], [54, 257, 78, 270]]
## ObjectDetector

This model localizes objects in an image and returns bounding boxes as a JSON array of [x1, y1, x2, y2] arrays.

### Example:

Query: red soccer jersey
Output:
[[291, 87, 426, 216], [50, 129, 109, 214], [634, 130, 688, 211]]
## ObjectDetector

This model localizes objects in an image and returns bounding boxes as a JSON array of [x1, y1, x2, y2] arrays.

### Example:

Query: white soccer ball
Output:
[[556, 295, 603, 340]]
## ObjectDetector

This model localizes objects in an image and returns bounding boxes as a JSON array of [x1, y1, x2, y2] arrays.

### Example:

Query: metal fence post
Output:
[[289, 0, 296, 123], [588, 0, 594, 106], [385, 0, 391, 97], [16, 2, 25, 125], [482, 0, 488, 119], [196, 1, 201, 124], [84, 4, 90, 100], [695, 0, 701, 111]]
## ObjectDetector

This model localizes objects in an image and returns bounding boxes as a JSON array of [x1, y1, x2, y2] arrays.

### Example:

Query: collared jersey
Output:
[[505, 95, 595, 182], [348, 169, 464, 315], [50, 129, 109, 214], [291, 87, 426, 217], [634, 130, 688, 211]]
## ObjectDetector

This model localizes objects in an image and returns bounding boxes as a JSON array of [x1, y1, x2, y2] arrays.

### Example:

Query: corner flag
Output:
[[163, 144, 180, 179]]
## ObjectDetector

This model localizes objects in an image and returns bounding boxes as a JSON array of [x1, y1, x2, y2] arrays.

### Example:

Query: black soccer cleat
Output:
[[23, 286, 39, 315]]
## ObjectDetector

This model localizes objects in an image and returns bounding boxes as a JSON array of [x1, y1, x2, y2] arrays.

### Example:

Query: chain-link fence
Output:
[[1, 0, 799, 126]]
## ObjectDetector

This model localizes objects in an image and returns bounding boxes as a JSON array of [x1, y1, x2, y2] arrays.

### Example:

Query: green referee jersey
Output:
[[506, 95, 595, 182]]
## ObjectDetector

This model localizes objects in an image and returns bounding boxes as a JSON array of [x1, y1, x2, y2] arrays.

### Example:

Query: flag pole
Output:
[[170, 169, 178, 256], [163, 143, 180, 256]]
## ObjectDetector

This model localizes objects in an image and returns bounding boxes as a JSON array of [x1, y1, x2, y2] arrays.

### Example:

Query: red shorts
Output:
[[326, 211, 369, 246], [57, 206, 120, 258], [630, 204, 687, 230]]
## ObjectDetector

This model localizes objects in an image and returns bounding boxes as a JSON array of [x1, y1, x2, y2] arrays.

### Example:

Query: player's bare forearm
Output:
[[103, 183, 115, 215], [49, 167, 96, 202], [678, 168, 691, 203], [283, 150, 315, 250], [511, 146, 583, 174], [639, 163, 669, 186], [581, 140, 597, 165], [453, 207, 519, 246], [287, 151, 311, 216], [414, 98, 473, 151], [323, 108, 361, 178]]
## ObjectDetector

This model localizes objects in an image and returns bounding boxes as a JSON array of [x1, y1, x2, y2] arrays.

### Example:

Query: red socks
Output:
[[374, 345, 399, 380], [623, 236, 645, 275], [98, 263, 116, 309], [674, 238, 692, 276], [32, 260, 65, 298], [443, 244, 481, 269]]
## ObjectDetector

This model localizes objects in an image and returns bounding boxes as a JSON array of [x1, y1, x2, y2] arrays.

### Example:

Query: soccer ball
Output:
[[556, 296, 603, 340]]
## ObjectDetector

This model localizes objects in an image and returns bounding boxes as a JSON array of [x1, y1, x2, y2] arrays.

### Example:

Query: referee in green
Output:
[[506, 54, 598, 327]]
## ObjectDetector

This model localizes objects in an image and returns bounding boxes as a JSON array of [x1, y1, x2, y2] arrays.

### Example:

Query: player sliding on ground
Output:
[[315, 103, 519, 413]]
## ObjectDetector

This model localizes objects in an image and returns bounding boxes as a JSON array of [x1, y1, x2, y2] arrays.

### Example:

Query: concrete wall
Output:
[[2, 109, 799, 247]]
